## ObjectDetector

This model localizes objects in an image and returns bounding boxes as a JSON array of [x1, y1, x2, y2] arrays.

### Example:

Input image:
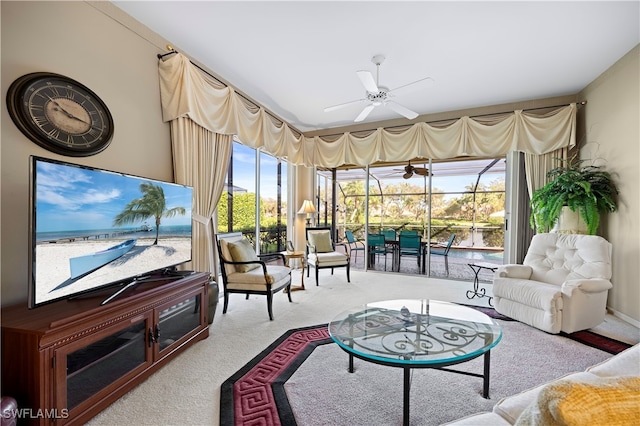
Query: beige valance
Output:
[[159, 53, 576, 168]]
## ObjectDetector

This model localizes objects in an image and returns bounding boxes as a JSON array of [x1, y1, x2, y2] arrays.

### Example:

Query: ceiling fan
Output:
[[399, 161, 430, 179], [324, 55, 433, 122]]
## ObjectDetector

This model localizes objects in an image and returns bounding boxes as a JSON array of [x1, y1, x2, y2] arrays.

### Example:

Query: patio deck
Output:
[[342, 244, 503, 283]]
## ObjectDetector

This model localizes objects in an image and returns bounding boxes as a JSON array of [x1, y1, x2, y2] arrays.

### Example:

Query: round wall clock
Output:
[[6, 72, 114, 157]]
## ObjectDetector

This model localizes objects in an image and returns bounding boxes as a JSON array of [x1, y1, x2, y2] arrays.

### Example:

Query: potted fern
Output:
[[530, 158, 618, 235]]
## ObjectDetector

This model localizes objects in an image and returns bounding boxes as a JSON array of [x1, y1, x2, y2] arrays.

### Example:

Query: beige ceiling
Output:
[[113, 1, 639, 134]]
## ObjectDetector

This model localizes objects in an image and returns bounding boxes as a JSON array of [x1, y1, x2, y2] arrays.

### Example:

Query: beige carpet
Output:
[[87, 269, 638, 426]]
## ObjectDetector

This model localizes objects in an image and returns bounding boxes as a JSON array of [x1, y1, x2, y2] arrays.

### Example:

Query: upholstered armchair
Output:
[[493, 233, 613, 334], [306, 227, 350, 285], [216, 232, 292, 320]]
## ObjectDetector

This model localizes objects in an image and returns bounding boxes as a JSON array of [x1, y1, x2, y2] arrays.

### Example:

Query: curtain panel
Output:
[[170, 117, 233, 276], [158, 52, 576, 168]]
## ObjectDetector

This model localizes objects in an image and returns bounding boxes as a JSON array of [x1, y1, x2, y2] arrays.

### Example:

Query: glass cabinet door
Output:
[[154, 288, 205, 357], [57, 315, 151, 412]]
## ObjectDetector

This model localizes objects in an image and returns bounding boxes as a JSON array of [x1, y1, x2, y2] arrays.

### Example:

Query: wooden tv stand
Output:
[[1, 272, 210, 425]]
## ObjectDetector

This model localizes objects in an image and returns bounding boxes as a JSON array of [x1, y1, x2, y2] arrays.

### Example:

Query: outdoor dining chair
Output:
[[345, 230, 365, 264], [381, 228, 398, 266], [367, 233, 388, 271], [397, 233, 422, 272], [429, 233, 456, 275], [381, 228, 397, 241]]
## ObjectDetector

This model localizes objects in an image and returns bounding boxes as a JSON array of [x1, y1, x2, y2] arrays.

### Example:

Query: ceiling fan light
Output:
[[327, 58, 433, 123]]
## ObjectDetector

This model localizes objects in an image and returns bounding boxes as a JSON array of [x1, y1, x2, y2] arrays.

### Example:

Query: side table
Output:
[[467, 262, 498, 306], [281, 250, 306, 292]]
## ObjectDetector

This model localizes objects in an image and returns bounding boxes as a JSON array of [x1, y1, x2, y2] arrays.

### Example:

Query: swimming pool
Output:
[[444, 248, 504, 262]]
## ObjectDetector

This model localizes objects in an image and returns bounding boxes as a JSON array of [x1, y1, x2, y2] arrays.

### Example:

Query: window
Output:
[[217, 141, 288, 253]]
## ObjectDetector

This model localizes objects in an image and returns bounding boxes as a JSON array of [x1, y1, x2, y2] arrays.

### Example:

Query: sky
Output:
[[231, 143, 286, 199], [34, 159, 193, 233]]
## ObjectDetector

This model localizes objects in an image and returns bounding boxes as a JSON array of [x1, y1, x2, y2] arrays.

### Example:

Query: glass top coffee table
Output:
[[328, 299, 502, 426]]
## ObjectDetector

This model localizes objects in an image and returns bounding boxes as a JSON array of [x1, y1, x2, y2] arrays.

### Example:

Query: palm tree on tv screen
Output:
[[113, 182, 186, 245]]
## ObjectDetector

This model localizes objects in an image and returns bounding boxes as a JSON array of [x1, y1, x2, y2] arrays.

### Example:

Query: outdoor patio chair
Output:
[[397, 234, 422, 272], [367, 233, 388, 271], [306, 227, 350, 285], [381, 228, 398, 265], [344, 230, 365, 264], [216, 232, 292, 320], [429, 233, 456, 275], [381, 228, 397, 241]]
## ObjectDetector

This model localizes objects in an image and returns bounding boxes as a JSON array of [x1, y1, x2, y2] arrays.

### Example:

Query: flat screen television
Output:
[[29, 156, 194, 308]]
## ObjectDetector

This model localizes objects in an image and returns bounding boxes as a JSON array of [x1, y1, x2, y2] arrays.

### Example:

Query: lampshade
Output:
[[297, 200, 317, 215]]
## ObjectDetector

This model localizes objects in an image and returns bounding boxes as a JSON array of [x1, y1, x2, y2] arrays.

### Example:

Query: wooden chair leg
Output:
[[267, 292, 274, 321], [347, 263, 351, 282], [223, 292, 229, 314]]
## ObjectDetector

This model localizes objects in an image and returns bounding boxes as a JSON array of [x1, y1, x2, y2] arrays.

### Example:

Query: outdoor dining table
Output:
[[382, 239, 440, 273]]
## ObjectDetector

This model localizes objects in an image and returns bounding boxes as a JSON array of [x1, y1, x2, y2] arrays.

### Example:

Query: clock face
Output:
[[7, 73, 114, 157]]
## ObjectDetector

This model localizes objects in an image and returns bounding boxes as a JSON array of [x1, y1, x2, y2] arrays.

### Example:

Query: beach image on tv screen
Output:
[[32, 158, 193, 306]]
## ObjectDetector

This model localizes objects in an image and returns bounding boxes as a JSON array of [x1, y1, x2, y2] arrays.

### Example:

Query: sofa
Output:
[[445, 344, 640, 425], [493, 233, 613, 334]]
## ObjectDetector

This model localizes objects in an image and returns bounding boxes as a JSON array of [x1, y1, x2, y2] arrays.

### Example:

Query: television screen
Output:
[[29, 156, 193, 308]]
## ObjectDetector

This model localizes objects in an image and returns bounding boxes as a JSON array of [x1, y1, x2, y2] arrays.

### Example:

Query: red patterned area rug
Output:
[[220, 325, 332, 426], [219, 311, 631, 426]]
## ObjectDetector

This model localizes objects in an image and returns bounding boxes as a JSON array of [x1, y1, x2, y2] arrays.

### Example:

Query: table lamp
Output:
[[297, 199, 317, 227]]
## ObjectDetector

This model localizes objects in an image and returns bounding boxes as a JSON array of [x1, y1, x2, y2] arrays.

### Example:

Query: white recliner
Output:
[[493, 233, 613, 334]]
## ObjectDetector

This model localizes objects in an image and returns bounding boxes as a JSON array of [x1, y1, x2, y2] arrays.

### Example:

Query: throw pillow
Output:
[[514, 376, 640, 426], [308, 231, 333, 253], [227, 238, 260, 273]]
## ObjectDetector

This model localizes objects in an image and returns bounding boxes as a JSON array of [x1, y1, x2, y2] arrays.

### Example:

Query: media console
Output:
[[1, 272, 210, 425]]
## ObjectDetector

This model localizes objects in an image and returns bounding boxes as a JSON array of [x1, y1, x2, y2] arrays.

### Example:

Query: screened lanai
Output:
[[315, 157, 506, 281]]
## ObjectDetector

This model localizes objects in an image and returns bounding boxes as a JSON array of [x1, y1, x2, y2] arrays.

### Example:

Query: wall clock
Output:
[[6, 72, 114, 157]]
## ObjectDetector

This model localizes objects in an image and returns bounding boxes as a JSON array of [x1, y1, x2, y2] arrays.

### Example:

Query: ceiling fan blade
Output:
[[354, 104, 375, 122], [386, 101, 418, 120], [324, 98, 366, 112], [356, 70, 379, 93], [388, 77, 434, 95], [403, 171, 413, 179], [414, 168, 430, 176]]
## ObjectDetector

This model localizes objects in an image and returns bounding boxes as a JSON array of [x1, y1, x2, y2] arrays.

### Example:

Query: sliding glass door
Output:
[[319, 157, 506, 279]]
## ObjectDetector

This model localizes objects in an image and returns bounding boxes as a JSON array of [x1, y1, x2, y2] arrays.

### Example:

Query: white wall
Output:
[[579, 45, 640, 324]]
